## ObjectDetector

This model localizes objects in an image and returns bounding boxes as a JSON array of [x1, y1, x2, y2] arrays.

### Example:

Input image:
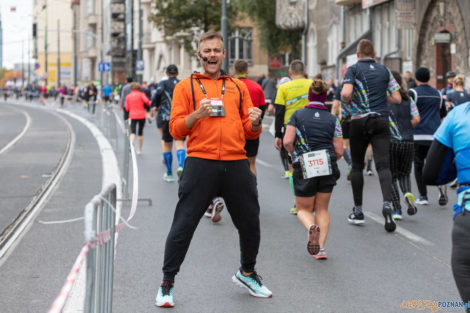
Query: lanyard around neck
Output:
[[196, 78, 226, 99]]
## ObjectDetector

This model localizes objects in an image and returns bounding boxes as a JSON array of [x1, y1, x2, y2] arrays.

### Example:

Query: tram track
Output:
[[0, 104, 76, 265]]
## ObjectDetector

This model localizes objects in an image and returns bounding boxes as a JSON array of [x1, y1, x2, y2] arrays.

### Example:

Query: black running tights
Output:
[[452, 213, 470, 312], [349, 116, 392, 206], [414, 142, 431, 197], [390, 141, 414, 210]]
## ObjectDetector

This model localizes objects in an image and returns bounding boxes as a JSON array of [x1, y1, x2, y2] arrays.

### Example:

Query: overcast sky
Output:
[[1, 0, 33, 69]]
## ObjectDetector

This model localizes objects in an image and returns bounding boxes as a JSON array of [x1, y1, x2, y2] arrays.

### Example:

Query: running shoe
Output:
[[415, 195, 429, 205], [367, 169, 374, 176], [176, 166, 183, 183], [438, 186, 448, 206], [404, 193, 417, 216], [392, 209, 402, 221], [155, 281, 174, 308], [307, 224, 320, 255], [232, 269, 272, 298], [313, 248, 327, 260], [282, 171, 290, 179], [347, 210, 364, 225], [137, 149, 142, 155], [163, 173, 174, 183], [211, 198, 224, 223], [290, 206, 297, 215], [383, 203, 396, 232], [347, 165, 352, 181]]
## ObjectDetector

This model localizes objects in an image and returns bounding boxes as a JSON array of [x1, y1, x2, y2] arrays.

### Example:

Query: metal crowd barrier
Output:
[[83, 183, 117, 313]]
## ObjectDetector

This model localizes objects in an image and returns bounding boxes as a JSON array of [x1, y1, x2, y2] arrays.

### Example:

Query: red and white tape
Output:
[[48, 106, 142, 312], [47, 244, 90, 313]]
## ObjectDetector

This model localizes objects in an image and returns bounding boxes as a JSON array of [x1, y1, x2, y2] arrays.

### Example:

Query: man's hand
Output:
[[267, 104, 275, 116], [274, 137, 283, 151], [196, 98, 213, 119], [248, 107, 262, 125]]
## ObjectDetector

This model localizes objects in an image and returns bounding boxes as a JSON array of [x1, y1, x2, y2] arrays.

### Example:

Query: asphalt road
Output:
[[0, 99, 464, 313]]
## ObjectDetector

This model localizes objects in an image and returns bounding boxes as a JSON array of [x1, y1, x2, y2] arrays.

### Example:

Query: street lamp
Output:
[[221, 0, 228, 72], [42, 0, 48, 85]]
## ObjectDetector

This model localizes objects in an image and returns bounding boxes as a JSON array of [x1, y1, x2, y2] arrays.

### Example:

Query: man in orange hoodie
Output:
[[155, 31, 272, 308]]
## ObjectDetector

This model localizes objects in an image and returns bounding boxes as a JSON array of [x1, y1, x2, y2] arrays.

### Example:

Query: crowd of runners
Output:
[[150, 33, 469, 310], [6, 30, 468, 311]]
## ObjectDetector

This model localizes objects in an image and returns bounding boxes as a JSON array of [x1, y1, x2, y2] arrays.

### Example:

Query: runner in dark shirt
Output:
[[388, 71, 420, 221], [283, 78, 343, 260], [341, 39, 402, 232]]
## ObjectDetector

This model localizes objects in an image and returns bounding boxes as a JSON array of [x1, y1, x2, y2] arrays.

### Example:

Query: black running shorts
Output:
[[244, 138, 260, 157], [160, 121, 174, 143], [292, 163, 336, 197], [341, 119, 350, 139]]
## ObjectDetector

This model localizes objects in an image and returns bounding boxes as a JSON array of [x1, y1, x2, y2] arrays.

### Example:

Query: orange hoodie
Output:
[[170, 72, 261, 161]]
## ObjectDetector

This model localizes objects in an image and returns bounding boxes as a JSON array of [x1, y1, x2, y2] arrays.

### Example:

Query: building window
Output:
[[86, 0, 94, 16], [328, 24, 339, 66], [229, 28, 253, 65]]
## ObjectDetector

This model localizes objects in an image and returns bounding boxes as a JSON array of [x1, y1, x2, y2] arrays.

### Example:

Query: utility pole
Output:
[[72, 2, 77, 86], [44, 0, 48, 86], [100, 0, 104, 86], [221, 0, 228, 72], [137, 0, 143, 83], [57, 19, 61, 87], [28, 35, 31, 85], [22, 40, 25, 88], [125, 0, 134, 79]]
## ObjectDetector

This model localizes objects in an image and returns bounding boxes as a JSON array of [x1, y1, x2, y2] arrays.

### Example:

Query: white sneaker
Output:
[[155, 282, 174, 307]]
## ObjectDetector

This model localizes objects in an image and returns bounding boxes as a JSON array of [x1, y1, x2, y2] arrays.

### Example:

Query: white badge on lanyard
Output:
[[300, 149, 332, 179], [209, 97, 225, 117]]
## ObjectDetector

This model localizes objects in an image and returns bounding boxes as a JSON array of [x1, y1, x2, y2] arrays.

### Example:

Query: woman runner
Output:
[[283, 79, 343, 259]]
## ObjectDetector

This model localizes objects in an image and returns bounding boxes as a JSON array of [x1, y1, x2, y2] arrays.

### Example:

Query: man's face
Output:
[[198, 38, 225, 76], [448, 77, 454, 85], [405, 72, 411, 80]]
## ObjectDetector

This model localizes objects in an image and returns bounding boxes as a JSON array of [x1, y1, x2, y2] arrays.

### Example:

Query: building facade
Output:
[[32, 0, 74, 87], [276, 0, 470, 89], [0, 10, 3, 69]]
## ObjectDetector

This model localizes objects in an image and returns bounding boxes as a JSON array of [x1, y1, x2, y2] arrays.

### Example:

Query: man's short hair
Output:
[[233, 59, 249, 74], [415, 67, 430, 83], [289, 60, 305, 75], [198, 31, 224, 48], [357, 39, 375, 57], [126, 77, 133, 83]]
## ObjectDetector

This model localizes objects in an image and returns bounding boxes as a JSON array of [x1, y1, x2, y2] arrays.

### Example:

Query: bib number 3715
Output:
[[300, 149, 332, 179]]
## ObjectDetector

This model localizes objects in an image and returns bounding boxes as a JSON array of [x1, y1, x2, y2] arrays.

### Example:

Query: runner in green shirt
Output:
[[274, 60, 312, 215]]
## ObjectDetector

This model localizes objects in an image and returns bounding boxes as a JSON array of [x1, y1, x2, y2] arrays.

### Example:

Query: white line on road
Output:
[[58, 108, 121, 313], [0, 106, 31, 155], [365, 211, 434, 246]]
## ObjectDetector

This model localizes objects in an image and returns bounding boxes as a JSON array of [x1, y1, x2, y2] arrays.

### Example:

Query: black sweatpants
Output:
[[349, 115, 392, 206], [452, 213, 470, 312], [162, 157, 260, 282], [414, 141, 432, 197]]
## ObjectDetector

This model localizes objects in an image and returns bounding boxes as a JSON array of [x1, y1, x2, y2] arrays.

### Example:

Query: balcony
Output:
[[87, 14, 97, 25], [335, 0, 361, 5]]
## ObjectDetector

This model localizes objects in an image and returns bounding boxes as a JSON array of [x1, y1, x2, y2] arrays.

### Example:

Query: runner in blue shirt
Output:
[[341, 39, 402, 232], [423, 101, 470, 309], [102, 84, 112, 104]]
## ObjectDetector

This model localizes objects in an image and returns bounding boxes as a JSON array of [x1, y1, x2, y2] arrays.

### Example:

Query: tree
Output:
[[148, 0, 236, 54], [234, 0, 301, 59]]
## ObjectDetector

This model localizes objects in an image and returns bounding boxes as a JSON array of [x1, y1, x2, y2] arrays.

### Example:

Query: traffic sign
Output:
[[98, 62, 111, 72], [136, 59, 144, 74]]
